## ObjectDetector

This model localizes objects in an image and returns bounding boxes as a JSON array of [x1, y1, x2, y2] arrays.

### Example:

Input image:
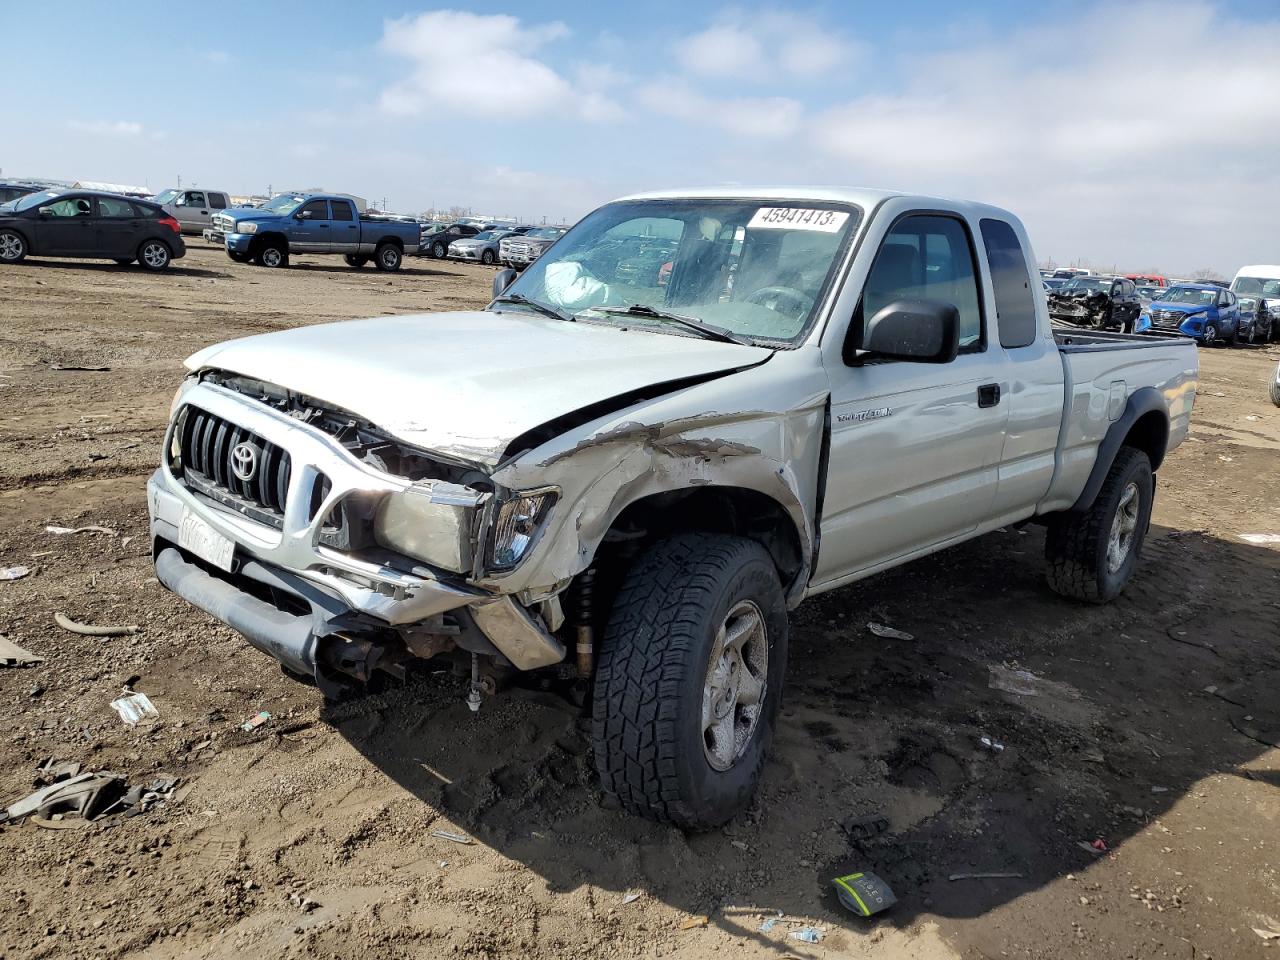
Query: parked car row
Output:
[[1040, 265, 1280, 346]]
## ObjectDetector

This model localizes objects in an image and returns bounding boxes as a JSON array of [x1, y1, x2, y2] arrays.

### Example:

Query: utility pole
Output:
[[177, 174, 182, 189]]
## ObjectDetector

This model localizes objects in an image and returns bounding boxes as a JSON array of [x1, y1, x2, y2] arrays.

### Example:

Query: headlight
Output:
[[170, 376, 196, 417], [488, 491, 556, 570], [236, 221, 258, 235]]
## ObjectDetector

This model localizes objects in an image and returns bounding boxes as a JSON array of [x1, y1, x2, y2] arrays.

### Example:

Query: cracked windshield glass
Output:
[[501, 199, 861, 344]]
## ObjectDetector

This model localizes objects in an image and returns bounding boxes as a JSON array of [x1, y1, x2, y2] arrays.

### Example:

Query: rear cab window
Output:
[[979, 218, 1038, 349]]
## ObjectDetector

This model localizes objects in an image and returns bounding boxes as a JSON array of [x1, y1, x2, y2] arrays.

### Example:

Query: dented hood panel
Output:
[[184, 310, 772, 466]]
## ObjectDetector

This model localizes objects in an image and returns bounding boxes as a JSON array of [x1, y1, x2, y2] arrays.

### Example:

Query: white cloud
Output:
[[637, 78, 802, 138], [676, 11, 862, 79], [377, 10, 617, 121], [804, 1, 1280, 271], [203, 50, 229, 65], [69, 120, 144, 137]]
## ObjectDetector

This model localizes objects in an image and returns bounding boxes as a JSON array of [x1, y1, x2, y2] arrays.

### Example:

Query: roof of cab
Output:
[[614, 185, 1023, 222]]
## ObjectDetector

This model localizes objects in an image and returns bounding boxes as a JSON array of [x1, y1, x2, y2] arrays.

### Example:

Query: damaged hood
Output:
[[184, 310, 772, 466]]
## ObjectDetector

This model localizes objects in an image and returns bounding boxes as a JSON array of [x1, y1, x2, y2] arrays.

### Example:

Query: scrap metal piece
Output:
[[0, 635, 43, 666], [3, 771, 127, 823], [110, 692, 159, 725], [470, 596, 565, 670]]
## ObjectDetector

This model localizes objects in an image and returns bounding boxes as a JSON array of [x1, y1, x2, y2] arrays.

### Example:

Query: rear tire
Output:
[[592, 533, 788, 830], [1045, 447, 1154, 603], [374, 243, 402, 272], [344, 254, 369, 268], [137, 240, 171, 271], [0, 229, 26, 264], [431, 240, 447, 259]]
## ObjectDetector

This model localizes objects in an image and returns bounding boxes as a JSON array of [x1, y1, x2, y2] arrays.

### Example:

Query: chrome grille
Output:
[[179, 407, 292, 520], [1150, 309, 1184, 329]]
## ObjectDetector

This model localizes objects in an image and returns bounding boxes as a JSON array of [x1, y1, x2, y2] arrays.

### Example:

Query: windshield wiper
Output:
[[491, 293, 573, 323], [587, 304, 751, 345]]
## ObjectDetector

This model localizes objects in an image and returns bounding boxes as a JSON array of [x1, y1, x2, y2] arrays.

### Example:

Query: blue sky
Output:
[[5, 0, 1280, 274]]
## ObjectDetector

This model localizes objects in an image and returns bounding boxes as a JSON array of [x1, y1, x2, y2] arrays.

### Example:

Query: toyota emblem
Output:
[[230, 442, 259, 482]]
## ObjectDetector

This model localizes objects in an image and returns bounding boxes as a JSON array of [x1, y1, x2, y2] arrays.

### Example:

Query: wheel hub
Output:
[[1106, 481, 1140, 573], [701, 600, 768, 771]]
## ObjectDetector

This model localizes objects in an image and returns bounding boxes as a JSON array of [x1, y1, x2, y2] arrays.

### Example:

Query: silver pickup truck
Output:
[[148, 188, 1197, 829]]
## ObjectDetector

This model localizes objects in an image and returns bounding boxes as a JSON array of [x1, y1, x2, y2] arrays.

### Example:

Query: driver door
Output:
[[813, 210, 1009, 585], [33, 195, 97, 256], [292, 199, 332, 253]]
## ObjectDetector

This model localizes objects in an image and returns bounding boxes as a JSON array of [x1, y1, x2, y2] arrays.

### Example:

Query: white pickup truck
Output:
[[148, 188, 1198, 829]]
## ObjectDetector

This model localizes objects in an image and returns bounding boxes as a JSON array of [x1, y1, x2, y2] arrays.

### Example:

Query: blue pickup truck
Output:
[[207, 194, 419, 271]]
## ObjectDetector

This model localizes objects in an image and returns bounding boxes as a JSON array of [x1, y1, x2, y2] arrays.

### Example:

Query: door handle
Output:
[[977, 383, 1001, 408]]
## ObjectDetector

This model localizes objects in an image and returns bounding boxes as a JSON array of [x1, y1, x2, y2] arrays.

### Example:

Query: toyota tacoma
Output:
[[149, 188, 1198, 829]]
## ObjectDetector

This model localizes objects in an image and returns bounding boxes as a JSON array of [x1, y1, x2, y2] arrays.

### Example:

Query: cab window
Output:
[[209, 193, 227, 210], [978, 218, 1037, 348], [180, 191, 206, 207], [299, 199, 329, 220], [860, 214, 984, 353], [331, 200, 353, 221]]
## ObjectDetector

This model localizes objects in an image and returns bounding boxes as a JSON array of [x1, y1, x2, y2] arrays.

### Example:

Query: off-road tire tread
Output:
[[592, 533, 776, 829], [1045, 446, 1150, 603]]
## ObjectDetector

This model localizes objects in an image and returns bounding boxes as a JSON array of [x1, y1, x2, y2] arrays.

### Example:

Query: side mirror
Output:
[[38, 208, 52, 217], [492, 268, 517, 298], [297, 210, 312, 220], [847, 298, 960, 364]]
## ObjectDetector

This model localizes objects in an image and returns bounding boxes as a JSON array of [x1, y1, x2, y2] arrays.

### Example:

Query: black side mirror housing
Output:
[[492, 268, 517, 298], [846, 298, 960, 364]]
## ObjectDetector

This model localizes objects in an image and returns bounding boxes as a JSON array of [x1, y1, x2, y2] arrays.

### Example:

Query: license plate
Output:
[[178, 508, 235, 571]]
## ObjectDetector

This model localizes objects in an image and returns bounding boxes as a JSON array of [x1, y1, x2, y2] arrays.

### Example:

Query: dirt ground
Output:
[[1, 243, 1277, 960]]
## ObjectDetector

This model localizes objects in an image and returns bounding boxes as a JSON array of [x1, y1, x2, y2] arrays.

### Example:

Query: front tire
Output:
[[254, 241, 287, 268], [0, 229, 26, 264], [1270, 375, 1280, 407], [481, 249, 496, 266], [592, 534, 788, 830], [137, 240, 171, 271], [374, 243, 402, 272], [431, 240, 447, 259], [1201, 324, 1217, 346], [1045, 447, 1154, 603]]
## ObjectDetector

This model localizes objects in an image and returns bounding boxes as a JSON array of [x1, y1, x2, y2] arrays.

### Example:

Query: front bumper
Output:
[[450, 247, 481, 260], [202, 228, 226, 245], [225, 233, 254, 254], [147, 382, 565, 679]]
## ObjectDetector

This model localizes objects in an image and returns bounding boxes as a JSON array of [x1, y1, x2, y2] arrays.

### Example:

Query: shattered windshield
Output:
[[1061, 277, 1110, 292], [1157, 287, 1216, 306], [152, 189, 180, 205], [496, 199, 861, 345]]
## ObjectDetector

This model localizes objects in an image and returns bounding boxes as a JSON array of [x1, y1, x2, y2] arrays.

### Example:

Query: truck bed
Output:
[[1053, 325, 1190, 351]]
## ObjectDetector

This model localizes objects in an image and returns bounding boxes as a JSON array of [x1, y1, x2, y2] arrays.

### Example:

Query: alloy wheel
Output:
[[701, 600, 769, 772], [1106, 482, 1141, 573]]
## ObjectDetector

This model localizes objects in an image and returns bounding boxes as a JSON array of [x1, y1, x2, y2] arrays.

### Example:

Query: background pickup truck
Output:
[[149, 187, 1197, 830], [150, 188, 231, 235], [210, 193, 419, 271]]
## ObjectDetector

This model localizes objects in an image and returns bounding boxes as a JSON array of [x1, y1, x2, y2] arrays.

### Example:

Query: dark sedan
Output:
[[0, 182, 45, 204], [0, 190, 186, 270], [421, 222, 482, 259]]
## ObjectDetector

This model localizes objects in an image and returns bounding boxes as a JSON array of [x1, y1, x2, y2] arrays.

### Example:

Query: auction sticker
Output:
[[748, 207, 849, 232]]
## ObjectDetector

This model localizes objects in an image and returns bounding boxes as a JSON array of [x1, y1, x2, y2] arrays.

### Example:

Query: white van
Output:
[[1230, 265, 1280, 342], [151, 188, 232, 236]]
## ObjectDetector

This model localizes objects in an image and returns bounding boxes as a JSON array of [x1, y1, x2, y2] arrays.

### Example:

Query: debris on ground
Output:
[[240, 711, 271, 732], [841, 812, 891, 842], [680, 915, 709, 930], [989, 664, 1042, 696], [620, 890, 643, 905], [1253, 927, 1280, 941], [978, 735, 1006, 753], [54, 612, 138, 637], [867, 622, 914, 641], [45, 524, 117, 536], [948, 871, 1024, 881], [1, 565, 31, 581], [110, 691, 159, 726], [288, 891, 321, 913], [790, 926, 825, 943], [0, 635, 43, 666], [1077, 838, 1109, 854], [1239, 533, 1280, 545], [833, 871, 897, 916], [430, 829, 474, 845], [34, 758, 81, 786], [1, 771, 127, 824], [50, 364, 111, 372]]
